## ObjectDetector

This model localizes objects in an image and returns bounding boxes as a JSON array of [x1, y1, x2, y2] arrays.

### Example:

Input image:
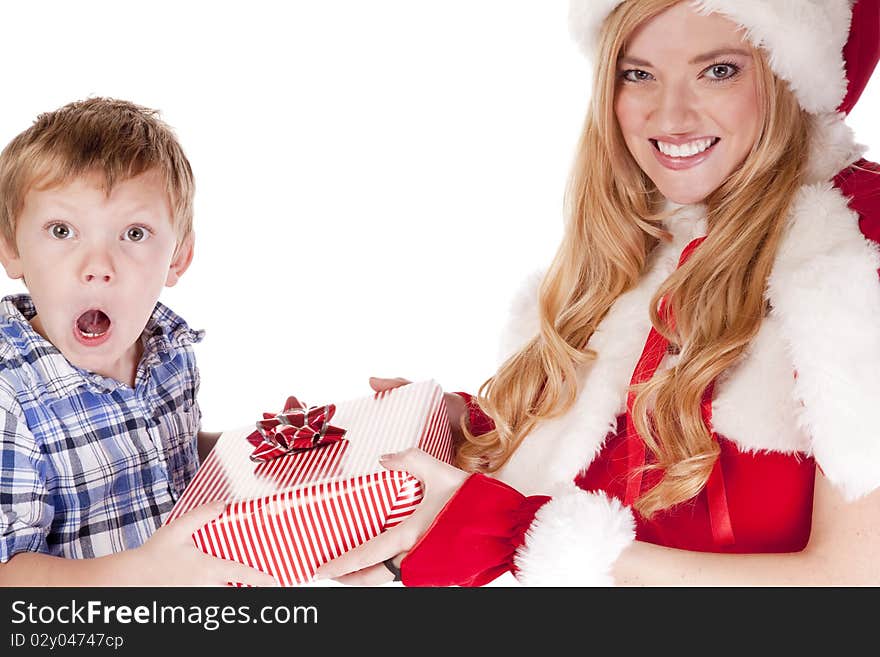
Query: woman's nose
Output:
[[653, 81, 698, 132]]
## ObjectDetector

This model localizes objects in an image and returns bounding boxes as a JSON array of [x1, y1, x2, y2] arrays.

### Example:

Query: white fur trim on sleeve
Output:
[[513, 485, 635, 586]]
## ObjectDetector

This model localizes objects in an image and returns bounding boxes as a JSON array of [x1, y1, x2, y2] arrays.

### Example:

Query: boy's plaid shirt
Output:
[[0, 295, 204, 561]]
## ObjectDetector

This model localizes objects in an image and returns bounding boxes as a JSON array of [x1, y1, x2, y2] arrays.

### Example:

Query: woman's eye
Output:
[[620, 64, 739, 84], [123, 226, 149, 242], [49, 223, 72, 239], [622, 69, 653, 83], [705, 63, 739, 81]]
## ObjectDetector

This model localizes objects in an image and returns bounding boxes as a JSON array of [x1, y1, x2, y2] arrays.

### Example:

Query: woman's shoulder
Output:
[[833, 158, 880, 244]]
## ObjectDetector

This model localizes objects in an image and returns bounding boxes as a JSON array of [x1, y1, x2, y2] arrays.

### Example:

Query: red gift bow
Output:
[[246, 396, 347, 463]]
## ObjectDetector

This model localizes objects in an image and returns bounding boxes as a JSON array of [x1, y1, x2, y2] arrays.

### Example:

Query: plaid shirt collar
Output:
[[0, 294, 204, 402]]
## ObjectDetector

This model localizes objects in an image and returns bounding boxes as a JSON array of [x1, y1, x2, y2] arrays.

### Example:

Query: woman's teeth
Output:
[[655, 137, 719, 158]]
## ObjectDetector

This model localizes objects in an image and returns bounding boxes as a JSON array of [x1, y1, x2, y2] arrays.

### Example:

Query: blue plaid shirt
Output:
[[0, 294, 204, 561]]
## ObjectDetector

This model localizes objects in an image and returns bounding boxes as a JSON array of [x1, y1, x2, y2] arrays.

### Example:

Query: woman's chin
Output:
[[652, 173, 727, 206], [657, 188, 711, 206]]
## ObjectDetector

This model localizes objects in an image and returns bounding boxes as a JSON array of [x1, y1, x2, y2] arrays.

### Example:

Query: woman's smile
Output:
[[650, 136, 721, 170]]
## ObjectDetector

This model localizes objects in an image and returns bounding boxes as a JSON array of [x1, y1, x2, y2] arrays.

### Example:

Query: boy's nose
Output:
[[83, 271, 112, 283], [80, 252, 115, 284]]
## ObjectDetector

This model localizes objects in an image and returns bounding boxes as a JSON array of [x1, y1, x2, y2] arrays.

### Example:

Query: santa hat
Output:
[[569, 0, 880, 116]]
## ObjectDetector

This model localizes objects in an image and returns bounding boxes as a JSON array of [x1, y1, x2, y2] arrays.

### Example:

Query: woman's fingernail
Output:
[[379, 453, 394, 461]]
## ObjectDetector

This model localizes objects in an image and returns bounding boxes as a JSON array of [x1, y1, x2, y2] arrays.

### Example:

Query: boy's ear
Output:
[[165, 232, 194, 288], [0, 235, 23, 280]]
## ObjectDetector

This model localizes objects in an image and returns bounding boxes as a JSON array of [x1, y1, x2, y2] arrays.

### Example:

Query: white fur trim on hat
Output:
[[513, 484, 635, 586], [569, 0, 855, 115], [568, 0, 626, 59]]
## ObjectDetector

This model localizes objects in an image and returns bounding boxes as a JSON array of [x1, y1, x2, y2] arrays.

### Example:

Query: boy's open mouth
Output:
[[74, 309, 112, 345]]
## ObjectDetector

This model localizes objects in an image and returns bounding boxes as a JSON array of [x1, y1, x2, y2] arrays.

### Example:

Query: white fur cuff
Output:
[[513, 487, 635, 586]]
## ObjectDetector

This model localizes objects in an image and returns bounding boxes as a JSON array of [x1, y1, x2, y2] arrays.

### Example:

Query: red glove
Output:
[[400, 473, 550, 587]]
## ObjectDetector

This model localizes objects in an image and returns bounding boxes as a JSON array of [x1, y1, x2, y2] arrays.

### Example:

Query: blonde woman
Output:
[[317, 0, 880, 586]]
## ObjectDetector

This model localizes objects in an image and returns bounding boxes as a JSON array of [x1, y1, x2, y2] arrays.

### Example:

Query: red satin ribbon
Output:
[[623, 236, 735, 547]]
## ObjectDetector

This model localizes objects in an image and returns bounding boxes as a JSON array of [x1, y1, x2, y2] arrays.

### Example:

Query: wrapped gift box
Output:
[[166, 380, 453, 586]]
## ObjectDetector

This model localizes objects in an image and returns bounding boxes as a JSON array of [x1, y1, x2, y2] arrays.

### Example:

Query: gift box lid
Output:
[[169, 379, 452, 519]]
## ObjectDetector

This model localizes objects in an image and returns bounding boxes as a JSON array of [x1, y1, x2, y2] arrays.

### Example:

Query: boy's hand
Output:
[[132, 502, 277, 586]]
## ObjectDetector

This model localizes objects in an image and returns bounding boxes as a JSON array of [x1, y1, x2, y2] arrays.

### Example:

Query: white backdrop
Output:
[[1, 0, 879, 435]]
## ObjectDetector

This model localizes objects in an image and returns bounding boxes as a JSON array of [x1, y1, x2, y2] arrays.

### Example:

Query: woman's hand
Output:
[[130, 502, 278, 586], [370, 376, 467, 443], [313, 447, 469, 585]]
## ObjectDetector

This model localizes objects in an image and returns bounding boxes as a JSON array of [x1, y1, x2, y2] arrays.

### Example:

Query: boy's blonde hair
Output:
[[0, 97, 195, 250]]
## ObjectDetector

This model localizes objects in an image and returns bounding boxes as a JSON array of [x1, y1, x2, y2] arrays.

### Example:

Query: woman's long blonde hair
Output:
[[455, 0, 810, 517]]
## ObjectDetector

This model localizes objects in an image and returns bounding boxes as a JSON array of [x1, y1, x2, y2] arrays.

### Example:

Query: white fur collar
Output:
[[494, 113, 880, 502]]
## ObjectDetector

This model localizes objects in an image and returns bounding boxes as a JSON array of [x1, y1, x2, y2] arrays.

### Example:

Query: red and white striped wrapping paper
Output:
[[166, 380, 453, 586]]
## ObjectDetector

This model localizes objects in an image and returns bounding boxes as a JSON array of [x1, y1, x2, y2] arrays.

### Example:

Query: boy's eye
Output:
[[49, 223, 73, 239], [123, 226, 149, 242]]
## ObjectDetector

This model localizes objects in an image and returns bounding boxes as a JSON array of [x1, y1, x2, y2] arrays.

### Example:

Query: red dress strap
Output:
[[701, 380, 734, 545], [623, 236, 735, 547]]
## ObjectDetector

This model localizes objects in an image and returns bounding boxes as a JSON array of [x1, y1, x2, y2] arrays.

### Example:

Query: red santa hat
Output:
[[569, 0, 879, 115]]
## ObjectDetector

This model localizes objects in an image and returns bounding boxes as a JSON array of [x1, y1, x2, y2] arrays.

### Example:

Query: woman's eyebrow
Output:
[[618, 48, 752, 67]]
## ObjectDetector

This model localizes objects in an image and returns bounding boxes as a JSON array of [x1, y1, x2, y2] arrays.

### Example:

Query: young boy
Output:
[[0, 98, 274, 586]]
